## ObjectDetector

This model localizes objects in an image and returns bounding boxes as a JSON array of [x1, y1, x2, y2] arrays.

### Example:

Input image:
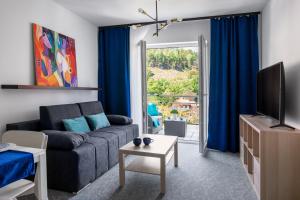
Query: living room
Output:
[[0, 0, 300, 200]]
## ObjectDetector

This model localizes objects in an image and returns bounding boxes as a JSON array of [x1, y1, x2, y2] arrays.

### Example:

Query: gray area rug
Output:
[[20, 143, 257, 200]]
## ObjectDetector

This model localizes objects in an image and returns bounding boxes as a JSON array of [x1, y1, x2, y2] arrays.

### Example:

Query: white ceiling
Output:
[[54, 0, 268, 26]]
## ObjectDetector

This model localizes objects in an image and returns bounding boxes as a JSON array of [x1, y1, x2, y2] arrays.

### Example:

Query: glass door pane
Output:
[[146, 42, 199, 141]]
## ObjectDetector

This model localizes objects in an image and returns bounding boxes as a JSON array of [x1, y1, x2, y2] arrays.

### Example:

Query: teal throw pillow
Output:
[[63, 116, 91, 133], [148, 103, 159, 116], [86, 113, 111, 130]]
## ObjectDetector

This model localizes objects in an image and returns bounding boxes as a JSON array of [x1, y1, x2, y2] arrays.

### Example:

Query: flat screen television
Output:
[[256, 62, 290, 128]]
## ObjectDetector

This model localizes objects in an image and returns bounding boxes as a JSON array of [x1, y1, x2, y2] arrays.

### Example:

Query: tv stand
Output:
[[240, 115, 300, 200], [270, 123, 295, 130], [249, 113, 264, 118]]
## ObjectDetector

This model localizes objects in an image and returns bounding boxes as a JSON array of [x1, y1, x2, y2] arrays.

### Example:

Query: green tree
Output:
[[146, 68, 154, 81], [147, 48, 198, 71], [147, 79, 169, 105], [146, 47, 199, 123]]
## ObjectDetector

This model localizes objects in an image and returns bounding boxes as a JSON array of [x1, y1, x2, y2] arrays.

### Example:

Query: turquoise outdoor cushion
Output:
[[86, 113, 111, 130], [148, 103, 159, 116], [63, 116, 91, 133], [151, 116, 161, 127]]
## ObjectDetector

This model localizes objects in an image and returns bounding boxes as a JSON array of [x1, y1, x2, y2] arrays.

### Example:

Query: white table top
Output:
[[119, 134, 177, 157]]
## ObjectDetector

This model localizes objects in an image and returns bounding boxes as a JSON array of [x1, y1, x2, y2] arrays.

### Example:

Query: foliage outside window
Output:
[[146, 47, 199, 124]]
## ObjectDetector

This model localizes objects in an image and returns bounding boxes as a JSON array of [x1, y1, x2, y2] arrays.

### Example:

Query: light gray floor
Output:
[[20, 143, 257, 200]]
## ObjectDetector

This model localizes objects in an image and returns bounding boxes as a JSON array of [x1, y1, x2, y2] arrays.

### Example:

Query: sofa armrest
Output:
[[106, 115, 133, 125], [43, 130, 89, 150]]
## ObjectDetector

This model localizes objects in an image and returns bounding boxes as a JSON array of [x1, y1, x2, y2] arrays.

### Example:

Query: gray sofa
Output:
[[6, 101, 139, 193]]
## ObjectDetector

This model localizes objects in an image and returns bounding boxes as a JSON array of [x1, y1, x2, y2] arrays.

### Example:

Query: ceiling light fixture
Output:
[[131, 24, 143, 30], [134, 0, 182, 37]]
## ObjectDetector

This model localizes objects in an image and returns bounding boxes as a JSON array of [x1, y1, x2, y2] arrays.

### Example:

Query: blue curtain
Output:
[[98, 27, 131, 117], [208, 15, 259, 152]]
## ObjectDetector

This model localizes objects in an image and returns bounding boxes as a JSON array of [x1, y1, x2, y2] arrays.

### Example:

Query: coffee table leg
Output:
[[174, 140, 178, 167], [119, 151, 125, 187], [160, 156, 166, 194]]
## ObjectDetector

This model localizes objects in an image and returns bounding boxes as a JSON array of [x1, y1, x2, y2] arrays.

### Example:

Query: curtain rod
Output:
[[99, 11, 261, 29]]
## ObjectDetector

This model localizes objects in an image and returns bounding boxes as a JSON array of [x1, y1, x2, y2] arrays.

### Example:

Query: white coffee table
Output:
[[119, 134, 178, 194]]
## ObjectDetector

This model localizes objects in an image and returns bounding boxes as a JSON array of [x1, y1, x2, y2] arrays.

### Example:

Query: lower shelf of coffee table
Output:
[[125, 151, 174, 175]]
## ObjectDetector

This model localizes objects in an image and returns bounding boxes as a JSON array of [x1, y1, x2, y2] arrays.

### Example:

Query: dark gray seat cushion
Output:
[[43, 130, 89, 150], [88, 132, 119, 168], [104, 124, 139, 142], [40, 103, 82, 130], [94, 127, 127, 148], [85, 137, 109, 177]]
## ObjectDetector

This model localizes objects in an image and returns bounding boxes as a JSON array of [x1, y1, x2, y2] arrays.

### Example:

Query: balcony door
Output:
[[198, 35, 209, 154], [141, 39, 209, 154]]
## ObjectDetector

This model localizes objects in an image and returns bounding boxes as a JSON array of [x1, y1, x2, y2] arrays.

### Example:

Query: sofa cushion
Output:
[[40, 104, 82, 130], [63, 116, 91, 133], [88, 132, 119, 168], [99, 124, 139, 143], [85, 137, 109, 177], [78, 101, 104, 116], [93, 128, 127, 148], [43, 130, 89, 150], [86, 113, 110, 130], [106, 115, 132, 125], [122, 124, 138, 142]]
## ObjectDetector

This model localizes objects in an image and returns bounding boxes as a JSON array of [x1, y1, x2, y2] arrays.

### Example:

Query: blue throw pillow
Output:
[[86, 113, 111, 130], [63, 116, 91, 133], [148, 103, 159, 116], [151, 116, 161, 128]]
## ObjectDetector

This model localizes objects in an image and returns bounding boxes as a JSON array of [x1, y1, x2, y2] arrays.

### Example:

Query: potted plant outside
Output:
[[170, 109, 179, 120]]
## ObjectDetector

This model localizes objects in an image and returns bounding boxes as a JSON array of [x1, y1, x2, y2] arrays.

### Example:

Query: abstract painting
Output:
[[33, 23, 78, 87]]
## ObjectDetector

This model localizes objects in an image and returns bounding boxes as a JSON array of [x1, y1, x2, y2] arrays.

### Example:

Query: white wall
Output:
[[145, 20, 210, 44], [0, 0, 98, 133], [130, 27, 151, 135], [262, 0, 300, 128]]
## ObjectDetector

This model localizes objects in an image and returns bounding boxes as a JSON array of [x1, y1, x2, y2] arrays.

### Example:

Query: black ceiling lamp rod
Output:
[[99, 11, 261, 29]]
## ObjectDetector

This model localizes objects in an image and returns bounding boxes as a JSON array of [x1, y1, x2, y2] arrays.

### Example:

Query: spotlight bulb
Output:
[[170, 18, 183, 23], [130, 24, 143, 30], [131, 25, 138, 30], [138, 8, 145, 14]]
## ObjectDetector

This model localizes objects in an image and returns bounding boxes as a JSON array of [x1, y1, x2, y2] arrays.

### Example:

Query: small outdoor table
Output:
[[164, 118, 187, 137]]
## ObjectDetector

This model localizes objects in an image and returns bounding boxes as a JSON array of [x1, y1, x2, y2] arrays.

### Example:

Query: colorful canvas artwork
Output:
[[33, 23, 78, 87]]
